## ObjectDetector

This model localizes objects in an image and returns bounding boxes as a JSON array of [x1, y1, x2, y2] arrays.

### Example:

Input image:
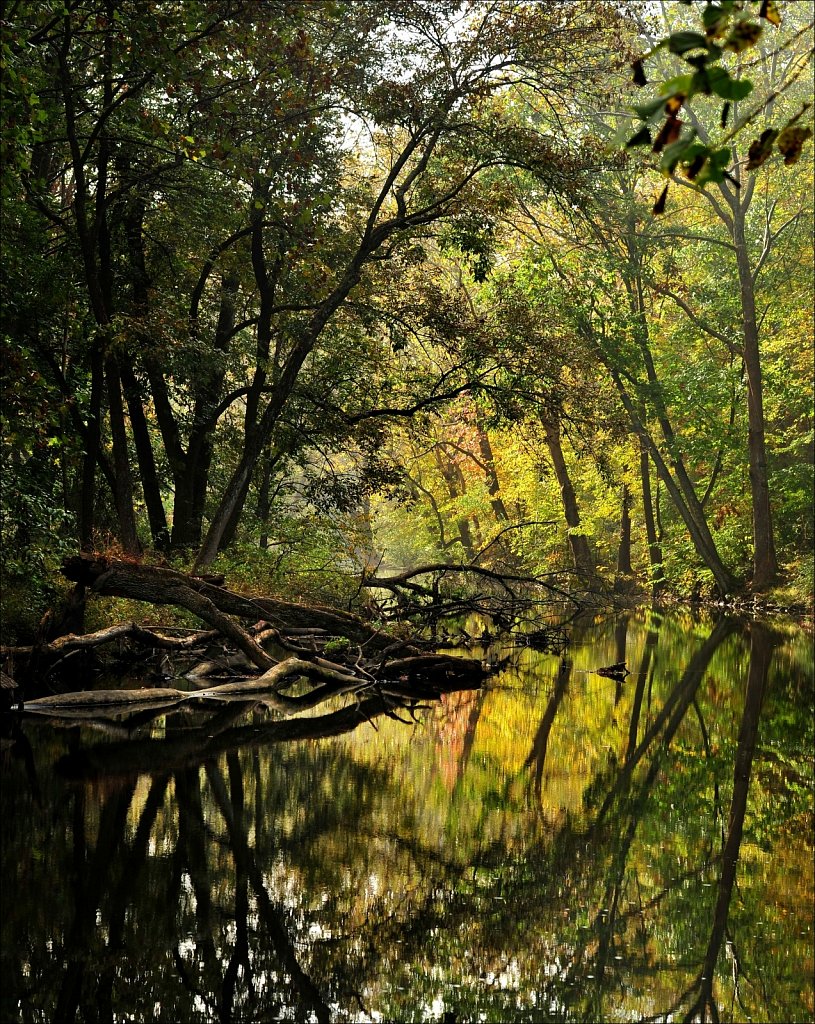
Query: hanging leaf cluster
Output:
[[624, 0, 812, 213]]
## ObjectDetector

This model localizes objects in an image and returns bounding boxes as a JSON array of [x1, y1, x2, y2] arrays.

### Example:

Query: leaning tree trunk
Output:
[[121, 362, 170, 549], [121, 198, 170, 549], [606, 365, 737, 594], [639, 439, 665, 600], [541, 410, 595, 576]]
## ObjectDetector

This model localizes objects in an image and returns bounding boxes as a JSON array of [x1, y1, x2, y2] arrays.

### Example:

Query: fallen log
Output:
[[3, 554, 504, 713], [61, 556, 275, 670], [24, 686, 189, 706], [22, 687, 189, 717], [1, 623, 219, 660], [60, 554, 403, 658]]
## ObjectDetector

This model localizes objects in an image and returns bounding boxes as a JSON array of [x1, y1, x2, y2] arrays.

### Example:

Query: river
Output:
[[1, 609, 812, 1023]]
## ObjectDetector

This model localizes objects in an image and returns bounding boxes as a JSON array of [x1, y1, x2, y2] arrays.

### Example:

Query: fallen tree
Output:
[[2, 552, 592, 720], [2, 554, 490, 712], [58, 554, 402, 666]]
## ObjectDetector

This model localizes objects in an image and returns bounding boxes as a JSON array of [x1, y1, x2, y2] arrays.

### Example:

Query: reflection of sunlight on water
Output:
[[483, 957, 521, 990], [422, 994, 445, 1020]]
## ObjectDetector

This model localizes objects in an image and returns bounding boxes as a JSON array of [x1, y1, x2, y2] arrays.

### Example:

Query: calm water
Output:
[[1, 610, 813, 1023]]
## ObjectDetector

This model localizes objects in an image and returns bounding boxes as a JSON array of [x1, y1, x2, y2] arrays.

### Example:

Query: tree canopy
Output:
[[1, 0, 812, 642]]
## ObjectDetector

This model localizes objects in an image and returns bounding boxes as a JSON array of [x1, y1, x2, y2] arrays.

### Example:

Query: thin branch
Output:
[[752, 211, 801, 284], [471, 520, 558, 566], [654, 286, 741, 355]]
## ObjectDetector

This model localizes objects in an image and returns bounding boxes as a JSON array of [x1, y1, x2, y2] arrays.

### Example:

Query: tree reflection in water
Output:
[[1, 613, 812, 1023]]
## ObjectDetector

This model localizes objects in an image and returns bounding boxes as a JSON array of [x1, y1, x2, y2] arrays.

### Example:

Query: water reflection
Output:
[[1, 613, 812, 1023]]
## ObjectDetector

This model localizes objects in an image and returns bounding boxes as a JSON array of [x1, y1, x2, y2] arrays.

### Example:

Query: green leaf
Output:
[[633, 95, 667, 121], [660, 133, 696, 174], [659, 73, 694, 98], [667, 31, 708, 54], [702, 4, 729, 36], [626, 125, 652, 148], [706, 67, 753, 101], [679, 141, 708, 163], [695, 146, 731, 185]]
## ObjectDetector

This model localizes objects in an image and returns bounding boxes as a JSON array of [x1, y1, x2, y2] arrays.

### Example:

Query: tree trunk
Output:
[[121, 362, 169, 549], [639, 439, 665, 600], [607, 365, 737, 594], [194, 336, 311, 568], [616, 483, 633, 577], [186, 273, 242, 550], [541, 410, 595, 575], [61, 554, 403, 653], [104, 355, 140, 553], [630, 286, 724, 572], [474, 408, 510, 524], [218, 473, 253, 553], [257, 451, 282, 551], [256, 448, 289, 554], [733, 212, 778, 590], [79, 346, 104, 549], [121, 198, 170, 549], [433, 449, 478, 561]]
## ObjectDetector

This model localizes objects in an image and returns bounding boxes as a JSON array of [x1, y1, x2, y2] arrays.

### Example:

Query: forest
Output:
[[1, 0, 813, 674], [1, 4, 814, 1023]]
